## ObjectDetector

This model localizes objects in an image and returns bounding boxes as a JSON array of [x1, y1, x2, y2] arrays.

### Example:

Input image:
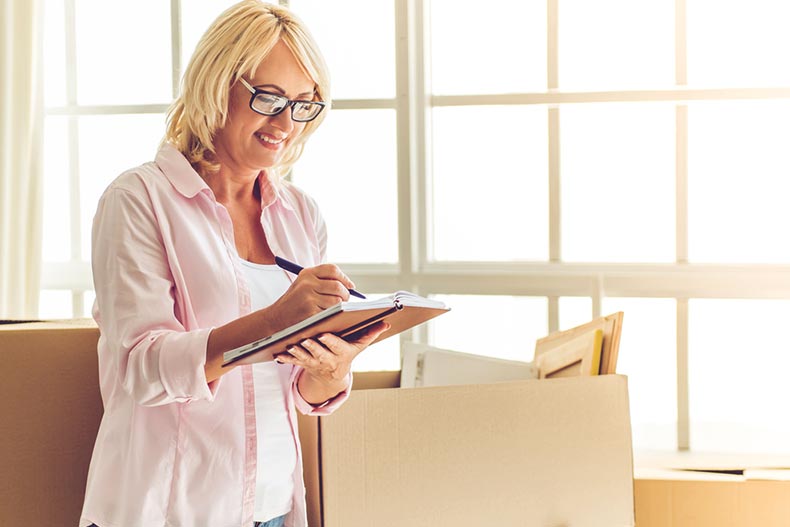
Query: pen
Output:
[[274, 255, 366, 299]]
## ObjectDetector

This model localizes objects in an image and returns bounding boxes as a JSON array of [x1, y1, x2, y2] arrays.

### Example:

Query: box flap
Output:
[[352, 370, 400, 390], [635, 450, 790, 473]]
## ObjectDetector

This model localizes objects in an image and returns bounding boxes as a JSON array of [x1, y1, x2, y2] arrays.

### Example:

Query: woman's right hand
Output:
[[205, 263, 357, 382], [270, 263, 357, 327]]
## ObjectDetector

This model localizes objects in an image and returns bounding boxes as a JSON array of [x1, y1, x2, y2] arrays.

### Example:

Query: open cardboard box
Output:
[[634, 452, 790, 527], [2, 321, 635, 526], [298, 371, 635, 527]]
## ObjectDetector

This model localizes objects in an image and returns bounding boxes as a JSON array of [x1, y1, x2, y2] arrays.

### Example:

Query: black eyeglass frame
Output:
[[238, 77, 326, 123]]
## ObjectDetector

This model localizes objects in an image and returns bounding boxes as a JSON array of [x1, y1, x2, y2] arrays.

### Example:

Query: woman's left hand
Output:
[[276, 321, 390, 405]]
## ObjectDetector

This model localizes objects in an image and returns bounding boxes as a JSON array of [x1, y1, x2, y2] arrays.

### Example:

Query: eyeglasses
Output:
[[238, 77, 325, 123]]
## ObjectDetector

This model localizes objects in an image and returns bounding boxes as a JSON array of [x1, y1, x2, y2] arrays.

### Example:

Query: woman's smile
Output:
[[256, 131, 286, 150]]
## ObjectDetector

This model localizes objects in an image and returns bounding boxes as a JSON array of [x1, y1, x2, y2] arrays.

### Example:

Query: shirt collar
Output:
[[155, 143, 294, 211], [258, 171, 294, 212], [155, 143, 210, 198]]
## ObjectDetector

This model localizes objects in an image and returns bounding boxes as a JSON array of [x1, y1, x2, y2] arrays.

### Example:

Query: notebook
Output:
[[222, 291, 450, 367]]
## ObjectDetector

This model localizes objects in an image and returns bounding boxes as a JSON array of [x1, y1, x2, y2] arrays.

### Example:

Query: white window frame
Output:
[[42, 0, 790, 451], [41, 0, 181, 315], [349, 0, 790, 452]]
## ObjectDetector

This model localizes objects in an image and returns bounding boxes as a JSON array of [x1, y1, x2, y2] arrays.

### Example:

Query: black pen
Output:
[[274, 255, 366, 299]]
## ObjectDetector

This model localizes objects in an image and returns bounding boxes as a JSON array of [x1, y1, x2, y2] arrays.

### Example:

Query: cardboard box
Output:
[[0, 320, 102, 525], [2, 322, 635, 526], [635, 469, 790, 526], [299, 373, 635, 527], [634, 454, 790, 527]]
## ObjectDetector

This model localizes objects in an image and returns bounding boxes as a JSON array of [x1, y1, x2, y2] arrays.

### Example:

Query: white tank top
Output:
[[237, 259, 296, 522]]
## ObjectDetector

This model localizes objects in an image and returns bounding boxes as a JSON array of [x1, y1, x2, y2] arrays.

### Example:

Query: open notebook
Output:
[[222, 291, 450, 367]]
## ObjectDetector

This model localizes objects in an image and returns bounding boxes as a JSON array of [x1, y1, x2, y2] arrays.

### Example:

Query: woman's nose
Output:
[[269, 105, 295, 133]]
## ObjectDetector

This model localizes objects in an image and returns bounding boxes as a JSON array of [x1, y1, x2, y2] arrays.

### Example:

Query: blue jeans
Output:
[[89, 515, 287, 527], [256, 514, 287, 527]]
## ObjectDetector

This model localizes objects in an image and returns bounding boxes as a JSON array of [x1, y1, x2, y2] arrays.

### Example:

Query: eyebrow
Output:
[[253, 83, 316, 100]]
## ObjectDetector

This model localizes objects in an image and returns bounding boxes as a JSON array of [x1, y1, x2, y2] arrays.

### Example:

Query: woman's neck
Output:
[[202, 165, 261, 205]]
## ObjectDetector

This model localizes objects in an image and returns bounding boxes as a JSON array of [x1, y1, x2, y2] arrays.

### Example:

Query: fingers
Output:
[[277, 338, 332, 366], [285, 341, 320, 363], [276, 337, 347, 381], [311, 263, 356, 289], [277, 322, 391, 366], [277, 263, 358, 322], [304, 264, 357, 299], [270, 265, 357, 331], [344, 321, 391, 348], [287, 273, 347, 306]]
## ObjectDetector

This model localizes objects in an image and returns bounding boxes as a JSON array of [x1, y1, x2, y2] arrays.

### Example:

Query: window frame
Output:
[[42, 0, 790, 452], [41, 0, 181, 315]]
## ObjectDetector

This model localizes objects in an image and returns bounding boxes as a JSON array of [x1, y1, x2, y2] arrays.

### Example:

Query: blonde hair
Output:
[[164, 0, 330, 179]]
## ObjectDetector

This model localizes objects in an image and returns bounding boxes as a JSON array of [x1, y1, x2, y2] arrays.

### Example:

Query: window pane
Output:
[[429, 0, 546, 95], [431, 106, 548, 261], [429, 294, 547, 363], [559, 0, 674, 90], [687, 0, 790, 87], [78, 114, 165, 260], [44, 0, 67, 107], [75, 0, 172, 105], [181, 1, 240, 71], [689, 299, 790, 453], [353, 337, 400, 372], [558, 296, 592, 331], [603, 297, 677, 451], [43, 116, 72, 262], [39, 290, 73, 319], [83, 290, 96, 319], [560, 103, 675, 262], [688, 101, 790, 263], [289, 0, 395, 99], [351, 292, 400, 372], [292, 109, 398, 264]]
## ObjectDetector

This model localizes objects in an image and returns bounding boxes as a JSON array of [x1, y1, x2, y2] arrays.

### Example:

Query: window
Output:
[[42, 0, 180, 317], [42, 0, 790, 454]]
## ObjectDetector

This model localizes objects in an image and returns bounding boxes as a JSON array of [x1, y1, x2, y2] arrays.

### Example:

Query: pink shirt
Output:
[[80, 143, 350, 527]]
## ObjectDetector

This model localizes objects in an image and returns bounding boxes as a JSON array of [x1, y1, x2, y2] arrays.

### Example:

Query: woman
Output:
[[79, 2, 388, 526]]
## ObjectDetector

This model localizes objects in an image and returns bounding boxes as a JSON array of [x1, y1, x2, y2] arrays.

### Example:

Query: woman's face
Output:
[[213, 40, 316, 176]]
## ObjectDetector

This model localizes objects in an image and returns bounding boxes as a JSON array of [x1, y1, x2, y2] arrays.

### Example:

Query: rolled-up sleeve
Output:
[[93, 185, 217, 406], [290, 367, 353, 416]]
